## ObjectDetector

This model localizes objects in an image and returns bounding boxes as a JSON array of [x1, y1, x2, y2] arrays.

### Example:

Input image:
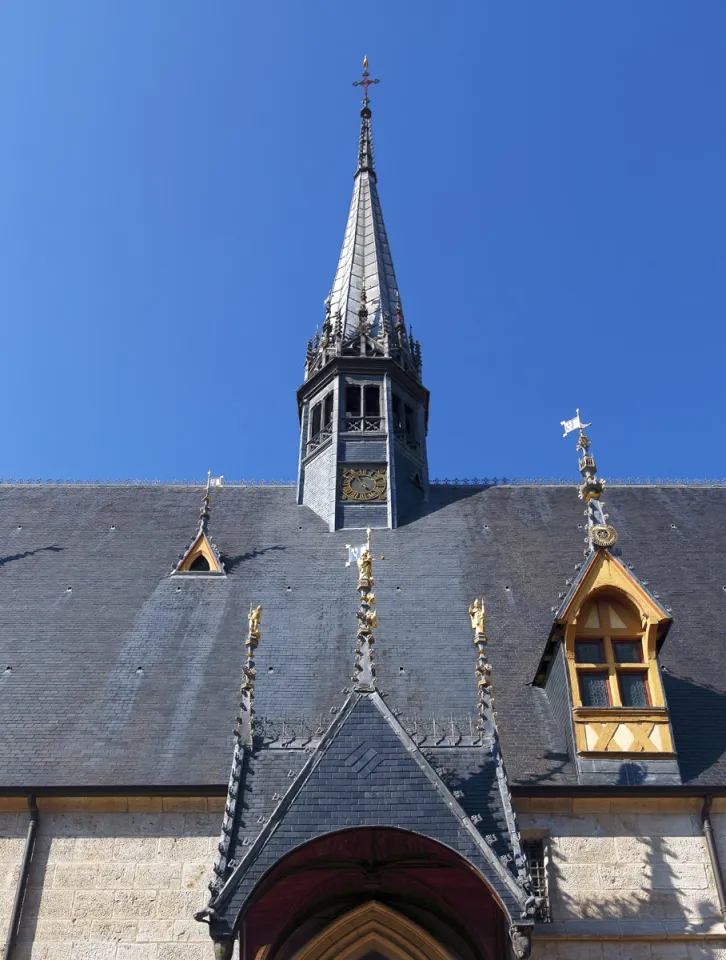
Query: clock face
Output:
[[341, 469, 387, 502]]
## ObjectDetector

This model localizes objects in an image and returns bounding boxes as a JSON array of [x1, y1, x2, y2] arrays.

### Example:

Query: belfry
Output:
[[297, 59, 429, 530]]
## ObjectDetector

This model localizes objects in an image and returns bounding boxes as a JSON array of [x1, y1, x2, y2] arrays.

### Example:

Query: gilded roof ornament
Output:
[[349, 528, 377, 691], [561, 410, 617, 553]]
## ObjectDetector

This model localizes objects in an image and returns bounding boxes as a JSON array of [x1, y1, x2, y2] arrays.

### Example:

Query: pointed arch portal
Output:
[[235, 827, 508, 960]]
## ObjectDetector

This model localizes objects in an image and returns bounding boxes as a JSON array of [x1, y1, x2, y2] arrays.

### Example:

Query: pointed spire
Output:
[[352, 528, 377, 691], [561, 410, 618, 554], [304, 58, 419, 380]]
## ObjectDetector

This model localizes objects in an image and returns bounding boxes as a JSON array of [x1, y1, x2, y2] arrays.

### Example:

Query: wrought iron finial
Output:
[[200, 470, 212, 530], [350, 528, 377, 691], [560, 410, 617, 553], [352, 56, 380, 107]]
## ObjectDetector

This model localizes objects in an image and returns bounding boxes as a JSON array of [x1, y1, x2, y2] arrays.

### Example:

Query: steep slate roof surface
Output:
[[0, 483, 724, 788]]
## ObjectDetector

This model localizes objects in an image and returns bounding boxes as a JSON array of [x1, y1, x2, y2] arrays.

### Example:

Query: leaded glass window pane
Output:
[[613, 641, 642, 663], [575, 640, 605, 664], [579, 672, 610, 707], [619, 673, 649, 707]]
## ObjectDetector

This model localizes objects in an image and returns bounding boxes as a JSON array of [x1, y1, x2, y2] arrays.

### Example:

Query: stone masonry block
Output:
[[89, 919, 139, 941], [0, 838, 25, 861], [21, 886, 75, 919], [14, 943, 72, 960], [136, 919, 174, 942], [156, 944, 210, 960], [551, 862, 603, 893], [651, 863, 708, 890], [161, 797, 208, 814], [555, 942, 604, 960], [36, 918, 90, 941], [172, 917, 209, 942], [133, 862, 182, 889], [599, 863, 650, 890], [180, 861, 210, 890], [113, 890, 159, 919], [553, 836, 618, 863], [73, 838, 116, 862], [94, 863, 137, 888], [154, 890, 205, 920], [116, 946, 159, 960], [113, 838, 160, 862], [157, 837, 209, 862], [54, 863, 100, 888], [126, 797, 164, 814], [72, 890, 117, 920], [601, 944, 653, 960], [70, 943, 118, 960]]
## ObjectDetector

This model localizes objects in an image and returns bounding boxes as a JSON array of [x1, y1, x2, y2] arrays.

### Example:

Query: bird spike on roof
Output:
[[352, 527, 377, 692], [561, 410, 618, 555]]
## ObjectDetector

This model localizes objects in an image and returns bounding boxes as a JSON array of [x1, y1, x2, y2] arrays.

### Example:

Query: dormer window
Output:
[[573, 593, 651, 709], [537, 547, 675, 757], [189, 554, 211, 572]]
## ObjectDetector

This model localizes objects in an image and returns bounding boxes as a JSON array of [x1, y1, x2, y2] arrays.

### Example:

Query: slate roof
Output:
[[0, 482, 725, 788]]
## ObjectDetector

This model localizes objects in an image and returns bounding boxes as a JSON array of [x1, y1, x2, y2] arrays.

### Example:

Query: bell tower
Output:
[[296, 60, 430, 531]]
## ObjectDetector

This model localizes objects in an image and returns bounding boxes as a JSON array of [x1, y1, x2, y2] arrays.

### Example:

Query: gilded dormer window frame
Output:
[[558, 550, 674, 758]]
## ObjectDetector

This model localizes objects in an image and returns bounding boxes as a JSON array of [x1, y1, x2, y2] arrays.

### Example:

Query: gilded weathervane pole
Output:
[[560, 409, 617, 553], [351, 527, 378, 691]]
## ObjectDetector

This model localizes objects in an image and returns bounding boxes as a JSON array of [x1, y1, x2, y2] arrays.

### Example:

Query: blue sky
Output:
[[1, 2, 724, 481]]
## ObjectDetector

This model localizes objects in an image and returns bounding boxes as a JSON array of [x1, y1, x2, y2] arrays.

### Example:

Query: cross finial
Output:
[[352, 56, 380, 106]]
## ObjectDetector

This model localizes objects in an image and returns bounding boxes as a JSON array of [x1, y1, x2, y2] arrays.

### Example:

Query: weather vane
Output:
[[353, 56, 379, 106]]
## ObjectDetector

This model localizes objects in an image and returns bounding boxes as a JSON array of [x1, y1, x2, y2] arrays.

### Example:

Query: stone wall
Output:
[[517, 796, 726, 960], [0, 797, 236, 960], [2, 795, 726, 959]]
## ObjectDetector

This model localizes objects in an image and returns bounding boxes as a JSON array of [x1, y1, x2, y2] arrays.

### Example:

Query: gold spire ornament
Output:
[[560, 410, 617, 552], [352, 528, 377, 690], [469, 599, 492, 735], [237, 604, 262, 743]]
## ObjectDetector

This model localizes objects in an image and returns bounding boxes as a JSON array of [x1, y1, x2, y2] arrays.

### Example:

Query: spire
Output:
[[351, 528, 377, 691], [200, 471, 212, 533], [303, 58, 420, 383], [561, 410, 618, 554]]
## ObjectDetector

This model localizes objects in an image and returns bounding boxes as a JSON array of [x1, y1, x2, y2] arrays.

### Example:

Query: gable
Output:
[[213, 695, 531, 930]]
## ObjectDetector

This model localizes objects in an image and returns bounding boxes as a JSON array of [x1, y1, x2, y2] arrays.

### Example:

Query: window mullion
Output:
[[605, 635, 622, 706]]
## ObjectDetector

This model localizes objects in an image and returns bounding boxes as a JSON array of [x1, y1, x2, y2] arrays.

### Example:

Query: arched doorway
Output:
[[235, 827, 510, 960]]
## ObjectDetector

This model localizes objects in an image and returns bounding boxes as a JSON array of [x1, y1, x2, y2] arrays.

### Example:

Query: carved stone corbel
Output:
[[212, 936, 235, 960], [509, 925, 532, 959]]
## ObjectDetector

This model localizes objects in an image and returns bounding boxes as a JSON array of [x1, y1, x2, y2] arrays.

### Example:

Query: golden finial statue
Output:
[[352, 528, 377, 690], [469, 598, 486, 636], [248, 604, 262, 642]]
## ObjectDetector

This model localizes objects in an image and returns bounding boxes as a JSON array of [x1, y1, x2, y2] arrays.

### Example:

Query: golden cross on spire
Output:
[[352, 56, 379, 105]]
